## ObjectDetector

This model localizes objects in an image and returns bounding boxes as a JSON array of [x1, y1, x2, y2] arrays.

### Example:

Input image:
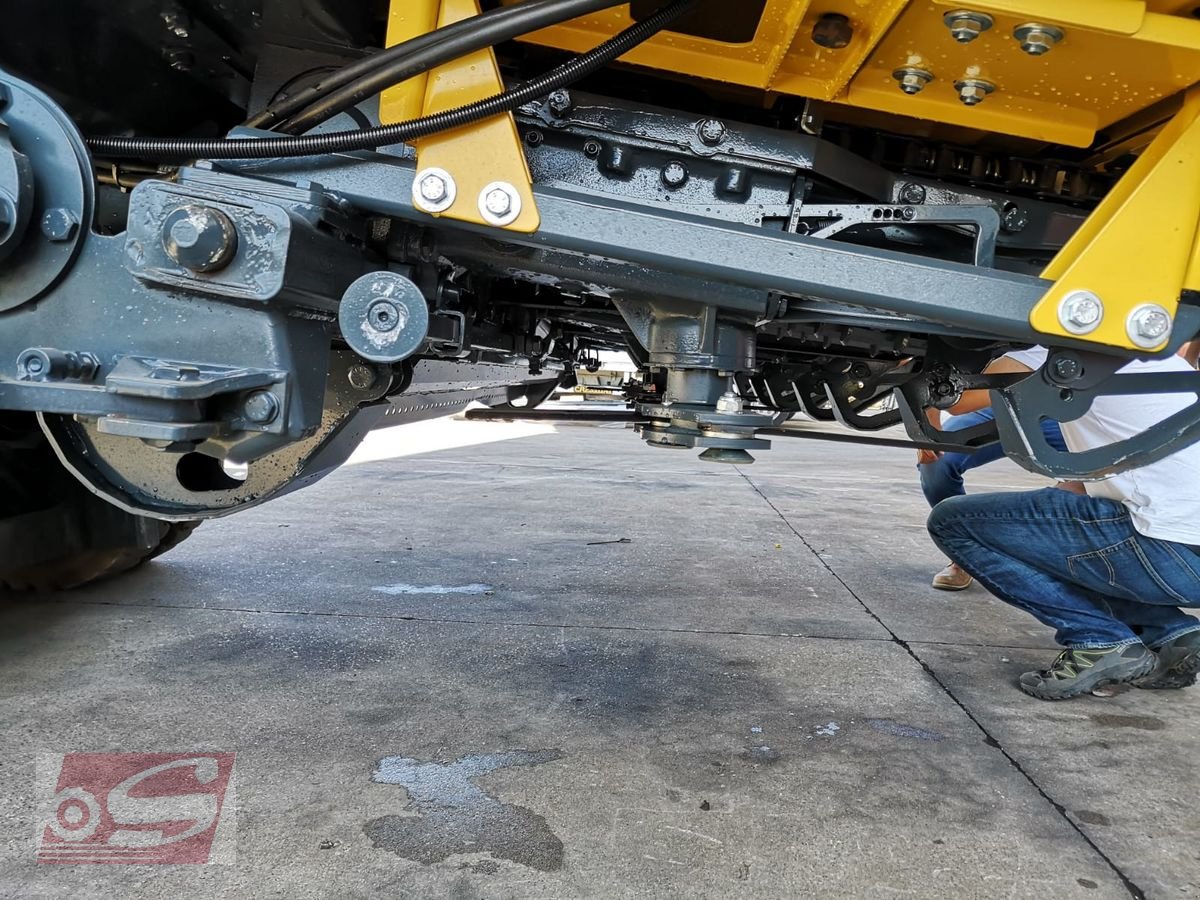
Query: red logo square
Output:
[[37, 752, 235, 864]]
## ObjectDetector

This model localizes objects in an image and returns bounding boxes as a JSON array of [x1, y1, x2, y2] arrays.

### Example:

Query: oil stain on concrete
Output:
[[364, 750, 565, 871]]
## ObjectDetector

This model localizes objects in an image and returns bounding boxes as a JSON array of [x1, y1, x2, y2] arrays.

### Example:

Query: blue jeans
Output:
[[919, 409, 1067, 508], [928, 488, 1200, 648]]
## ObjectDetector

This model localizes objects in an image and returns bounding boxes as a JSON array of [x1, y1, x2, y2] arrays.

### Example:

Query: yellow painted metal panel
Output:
[[1031, 89, 1200, 349], [412, 0, 540, 233], [842, 3, 1200, 147], [961, 0, 1148, 34], [379, 0, 440, 124]]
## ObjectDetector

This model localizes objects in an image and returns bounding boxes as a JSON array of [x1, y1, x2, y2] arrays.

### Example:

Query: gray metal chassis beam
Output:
[[228, 151, 1056, 345]]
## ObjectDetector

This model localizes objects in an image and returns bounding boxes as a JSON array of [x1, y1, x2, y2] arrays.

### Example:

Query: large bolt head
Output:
[[547, 89, 573, 115], [412, 167, 457, 213], [347, 364, 378, 391], [419, 174, 448, 203], [40, 208, 79, 242], [715, 392, 743, 414], [162, 205, 237, 272], [483, 188, 512, 217], [943, 10, 993, 42], [1126, 303, 1173, 348], [1058, 290, 1104, 334], [241, 390, 280, 425], [811, 12, 853, 49], [661, 161, 689, 189]]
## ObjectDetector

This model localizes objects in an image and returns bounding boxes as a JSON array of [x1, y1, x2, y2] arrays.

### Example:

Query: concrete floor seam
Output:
[[733, 466, 1148, 900]]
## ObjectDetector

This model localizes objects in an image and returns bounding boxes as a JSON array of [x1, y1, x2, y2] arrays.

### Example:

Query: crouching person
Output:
[[927, 343, 1200, 700]]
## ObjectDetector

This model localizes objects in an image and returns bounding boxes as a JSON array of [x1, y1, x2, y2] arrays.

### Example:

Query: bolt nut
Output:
[[1057, 290, 1104, 335], [161, 205, 237, 272], [697, 118, 726, 146], [899, 183, 927, 204], [954, 78, 996, 106], [367, 299, 404, 334], [241, 390, 280, 425], [40, 208, 79, 243], [943, 10, 993, 43], [892, 67, 934, 95], [1014, 23, 1064, 56], [811, 12, 853, 50], [715, 392, 743, 414], [477, 181, 521, 226], [661, 161, 689, 189], [347, 364, 378, 391], [547, 89, 573, 116], [1126, 303, 1173, 348], [412, 167, 456, 214]]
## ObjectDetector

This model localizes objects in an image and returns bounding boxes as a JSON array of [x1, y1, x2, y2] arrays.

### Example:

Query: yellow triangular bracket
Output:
[[380, 0, 540, 234], [1032, 87, 1200, 351]]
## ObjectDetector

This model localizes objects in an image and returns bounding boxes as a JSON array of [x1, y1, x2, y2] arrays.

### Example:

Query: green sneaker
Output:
[[1136, 630, 1200, 690], [1019, 644, 1155, 701]]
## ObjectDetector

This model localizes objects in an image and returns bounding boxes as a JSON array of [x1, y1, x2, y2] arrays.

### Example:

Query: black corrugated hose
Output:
[[249, 0, 630, 131], [86, 0, 696, 161]]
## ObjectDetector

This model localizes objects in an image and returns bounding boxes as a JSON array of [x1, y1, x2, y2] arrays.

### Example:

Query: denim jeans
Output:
[[919, 408, 1067, 508], [928, 487, 1200, 648]]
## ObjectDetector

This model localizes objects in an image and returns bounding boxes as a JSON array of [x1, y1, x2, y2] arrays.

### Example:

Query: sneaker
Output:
[[1019, 644, 1155, 701], [932, 563, 973, 591], [1136, 630, 1200, 690]]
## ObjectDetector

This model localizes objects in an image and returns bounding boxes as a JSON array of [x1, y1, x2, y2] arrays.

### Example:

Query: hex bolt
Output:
[[899, 183, 927, 204], [40, 208, 79, 243], [955, 78, 996, 106], [661, 161, 689, 189], [1052, 356, 1083, 382], [1057, 290, 1104, 335], [715, 391, 743, 414], [241, 390, 280, 425], [901, 206, 916, 221], [943, 10, 993, 43], [1127, 303, 1173, 348], [17, 348, 100, 383], [892, 67, 934, 95], [1014, 23, 1064, 56], [347, 364, 377, 391], [547, 89, 573, 116], [697, 118, 727, 146], [161, 205, 237, 272], [477, 181, 521, 226], [412, 168, 457, 214], [367, 299, 403, 333], [811, 12, 853, 49]]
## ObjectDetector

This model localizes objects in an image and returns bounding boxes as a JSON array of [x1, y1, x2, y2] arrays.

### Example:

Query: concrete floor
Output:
[[2, 407, 1198, 899]]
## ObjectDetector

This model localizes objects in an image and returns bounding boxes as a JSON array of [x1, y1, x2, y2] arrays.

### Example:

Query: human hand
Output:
[[917, 449, 942, 465]]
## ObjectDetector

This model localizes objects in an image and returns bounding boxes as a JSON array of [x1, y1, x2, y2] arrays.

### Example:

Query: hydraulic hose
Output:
[[87, 0, 694, 161], [249, 0, 628, 131]]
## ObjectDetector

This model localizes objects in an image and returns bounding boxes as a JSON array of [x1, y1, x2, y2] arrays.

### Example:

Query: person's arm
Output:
[[943, 355, 1034, 416], [1179, 339, 1200, 369]]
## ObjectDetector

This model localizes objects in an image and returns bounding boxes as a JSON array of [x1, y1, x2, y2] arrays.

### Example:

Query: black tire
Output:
[[0, 413, 199, 592]]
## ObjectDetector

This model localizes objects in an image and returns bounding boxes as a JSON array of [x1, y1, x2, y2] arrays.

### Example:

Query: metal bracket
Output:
[[798, 203, 1001, 267], [384, 0, 540, 234]]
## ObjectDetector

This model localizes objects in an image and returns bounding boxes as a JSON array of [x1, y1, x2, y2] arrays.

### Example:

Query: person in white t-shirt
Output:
[[927, 342, 1200, 700]]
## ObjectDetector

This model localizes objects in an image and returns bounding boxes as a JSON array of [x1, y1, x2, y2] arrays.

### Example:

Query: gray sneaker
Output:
[[1136, 630, 1200, 690], [1019, 644, 1155, 701]]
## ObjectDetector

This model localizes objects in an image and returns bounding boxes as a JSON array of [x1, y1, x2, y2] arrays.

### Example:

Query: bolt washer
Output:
[[412, 167, 457, 214], [339, 271, 430, 363], [477, 181, 522, 227]]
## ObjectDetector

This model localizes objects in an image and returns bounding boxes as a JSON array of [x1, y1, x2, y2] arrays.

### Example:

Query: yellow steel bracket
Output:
[[1031, 87, 1200, 351], [380, 0, 539, 234]]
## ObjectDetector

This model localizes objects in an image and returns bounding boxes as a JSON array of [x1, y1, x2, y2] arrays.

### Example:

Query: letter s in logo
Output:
[[106, 757, 221, 848]]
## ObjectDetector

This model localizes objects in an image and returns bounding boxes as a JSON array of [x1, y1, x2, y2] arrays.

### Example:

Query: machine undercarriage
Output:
[[2, 0, 1200, 585]]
